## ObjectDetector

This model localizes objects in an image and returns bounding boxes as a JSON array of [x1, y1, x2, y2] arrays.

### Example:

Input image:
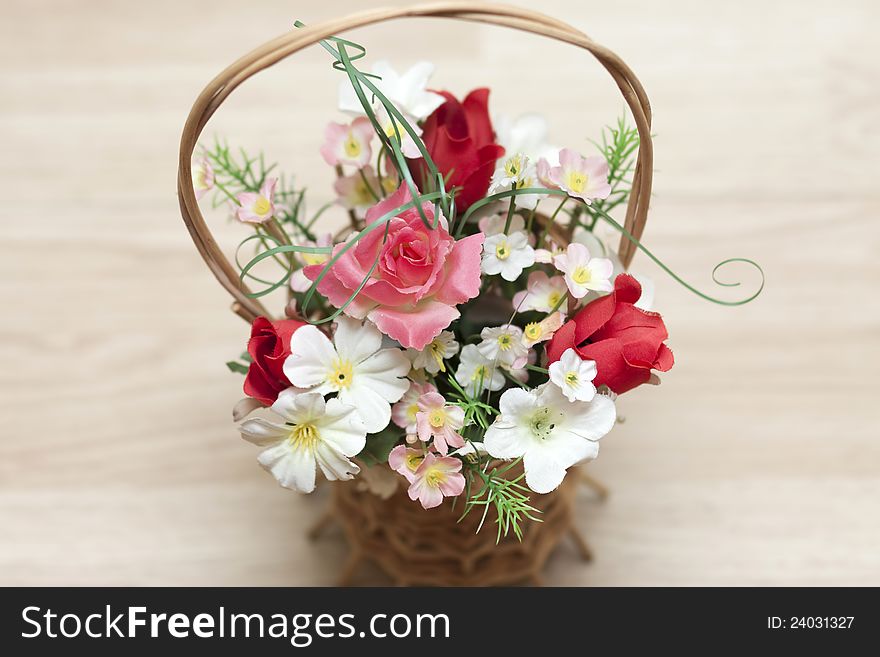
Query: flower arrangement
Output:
[[195, 27, 762, 541]]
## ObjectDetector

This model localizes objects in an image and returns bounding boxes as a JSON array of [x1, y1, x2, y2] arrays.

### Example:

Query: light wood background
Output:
[[1, 0, 878, 586]]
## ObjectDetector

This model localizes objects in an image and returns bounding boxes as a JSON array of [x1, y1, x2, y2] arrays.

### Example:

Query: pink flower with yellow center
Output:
[[235, 178, 277, 225], [539, 148, 612, 204], [407, 453, 466, 509], [512, 270, 568, 313], [192, 157, 214, 200], [553, 242, 614, 299], [388, 444, 427, 484], [391, 380, 438, 435], [320, 117, 374, 168], [415, 391, 465, 456]]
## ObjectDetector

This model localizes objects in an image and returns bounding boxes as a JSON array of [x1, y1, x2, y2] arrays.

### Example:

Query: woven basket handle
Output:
[[177, 2, 654, 323]]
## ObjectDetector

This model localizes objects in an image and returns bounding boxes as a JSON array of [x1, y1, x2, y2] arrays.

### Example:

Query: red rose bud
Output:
[[417, 88, 505, 212], [546, 274, 674, 394], [243, 316, 306, 406]]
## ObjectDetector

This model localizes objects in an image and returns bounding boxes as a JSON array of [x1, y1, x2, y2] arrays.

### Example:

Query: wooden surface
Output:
[[1, 0, 878, 586]]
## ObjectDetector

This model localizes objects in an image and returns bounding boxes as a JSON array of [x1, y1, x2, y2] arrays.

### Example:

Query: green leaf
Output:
[[226, 361, 249, 375], [356, 426, 402, 466]]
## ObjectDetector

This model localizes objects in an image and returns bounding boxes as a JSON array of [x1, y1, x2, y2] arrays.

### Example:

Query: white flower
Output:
[[477, 325, 529, 369], [522, 312, 565, 347], [454, 344, 505, 395], [370, 99, 423, 158], [494, 113, 559, 165], [339, 60, 445, 121], [284, 317, 410, 433], [478, 213, 526, 237], [482, 231, 535, 282], [488, 153, 547, 210], [406, 330, 459, 374], [239, 390, 367, 493], [484, 383, 616, 494], [512, 271, 568, 313], [573, 227, 655, 310], [553, 242, 614, 299], [549, 348, 598, 402]]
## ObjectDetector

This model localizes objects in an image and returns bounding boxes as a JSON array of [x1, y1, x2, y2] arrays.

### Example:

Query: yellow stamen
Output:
[[289, 423, 319, 451], [547, 291, 562, 307], [329, 359, 353, 389], [343, 132, 361, 158], [404, 452, 424, 472], [407, 403, 419, 423], [524, 322, 543, 341], [572, 266, 591, 285], [302, 252, 327, 266], [564, 171, 589, 194], [425, 467, 447, 487], [495, 241, 510, 260], [496, 333, 513, 351], [428, 408, 446, 428], [504, 154, 524, 178], [253, 196, 271, 216], [565, 371, 579, 387], [429, 340, 447, 372]]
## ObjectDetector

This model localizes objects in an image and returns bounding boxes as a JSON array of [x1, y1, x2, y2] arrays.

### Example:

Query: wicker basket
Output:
[[177, 2, 653, 586]]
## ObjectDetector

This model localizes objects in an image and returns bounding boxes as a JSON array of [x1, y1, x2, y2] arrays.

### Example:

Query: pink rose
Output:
[[304, 184, 483, 350]]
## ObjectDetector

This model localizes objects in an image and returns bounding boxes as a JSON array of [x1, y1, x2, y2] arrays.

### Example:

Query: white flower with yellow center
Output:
[[238, 390, 367, 493], [284, 317, 410, 433], [512, 271, 568, 313], [407, 330, 459, 374], [553, 242, 614, 299], [454, 344, 505, 396], [549, 348, 598, 402], [523, 312, 565, 347], [477, 325, 529, 369], [484, 383, 616, 494], [488, 152, 547, 210], [482, 231, 535, 282], [370, 100, 423, 158]]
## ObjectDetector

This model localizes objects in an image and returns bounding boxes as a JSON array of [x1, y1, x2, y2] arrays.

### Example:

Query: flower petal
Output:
[[239, 417, 288, 446], [314, 441, 360, 482], [339, 385, 393, 434], [333, 316, 382, 365], [257, 442, 317, 493], [522, 448, 567, 494], [284, 326, 336, 388], [367, 301, 460, 351]]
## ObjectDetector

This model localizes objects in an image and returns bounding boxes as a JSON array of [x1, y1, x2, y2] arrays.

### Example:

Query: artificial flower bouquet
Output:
[[188, 27, 755, 542]]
